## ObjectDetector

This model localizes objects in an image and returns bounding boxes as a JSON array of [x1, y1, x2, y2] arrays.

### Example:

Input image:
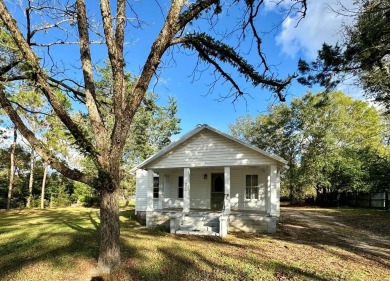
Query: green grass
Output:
[[0, 206, 389, 281]]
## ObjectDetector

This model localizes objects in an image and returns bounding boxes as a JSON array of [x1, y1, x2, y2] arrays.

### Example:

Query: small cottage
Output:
[[131, 124, 287, 237]]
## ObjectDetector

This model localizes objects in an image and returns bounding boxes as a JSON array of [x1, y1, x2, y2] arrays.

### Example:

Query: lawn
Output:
[[0, 205, 389, 281]]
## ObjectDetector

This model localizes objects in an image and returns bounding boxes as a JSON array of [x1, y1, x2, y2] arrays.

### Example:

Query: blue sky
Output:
[[3, 0, 359, 141], [135, 0, 358, 135]]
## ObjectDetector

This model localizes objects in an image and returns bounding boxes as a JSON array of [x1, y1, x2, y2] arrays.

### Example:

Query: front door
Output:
[[211, 173, 224, 210]]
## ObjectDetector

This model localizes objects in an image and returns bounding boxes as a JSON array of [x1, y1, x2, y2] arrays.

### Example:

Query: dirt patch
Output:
[[277, 207, 390, 267]]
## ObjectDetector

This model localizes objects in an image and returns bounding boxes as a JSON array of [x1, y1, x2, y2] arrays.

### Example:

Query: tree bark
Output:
[[41, 162, 48, 209], [6, 126, 17, 211], [26, 148, 34, 208], [97, 180, 121, 273]]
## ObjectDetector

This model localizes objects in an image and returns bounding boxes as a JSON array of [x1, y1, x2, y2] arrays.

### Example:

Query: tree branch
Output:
[[177, 0, 220, 30], [171, 34, 293, 101], [0, 86, 97, 186], [0, 60, 21, 76], [76, 0, 108, 162], [0, 0, 99, 162]]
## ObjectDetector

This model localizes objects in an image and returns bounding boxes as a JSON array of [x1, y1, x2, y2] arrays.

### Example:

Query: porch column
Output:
[[224, 166, 231, 214], [270, 165, 280, 217], [146, 169, 154, 211], [183, 168, 190, 213], [158, 173, 164, 209], [266, 167, 271, 215]]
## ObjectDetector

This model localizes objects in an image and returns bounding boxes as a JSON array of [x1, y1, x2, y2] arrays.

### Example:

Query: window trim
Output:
[[245, 174, 259, 200], [178, 176, 183, 199], [153, 176, 159, 199]]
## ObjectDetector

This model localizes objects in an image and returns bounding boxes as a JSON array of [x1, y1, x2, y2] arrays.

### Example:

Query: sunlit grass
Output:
[[0, 205, 389, 280]]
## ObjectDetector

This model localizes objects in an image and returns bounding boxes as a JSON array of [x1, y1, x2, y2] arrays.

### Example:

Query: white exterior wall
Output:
[[230, 167, 267, 211], [135, 169, 148, 213], [162, 169, 216, 209], [135, 169, 163, 212], [162, 171, 183, 208], [137, 167, 269, 212], [146, 130, 277, 169], [189, 169, 212, 209]]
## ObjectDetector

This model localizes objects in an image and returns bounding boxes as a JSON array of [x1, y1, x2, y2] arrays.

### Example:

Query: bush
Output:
[[82, 195, 100, 207]]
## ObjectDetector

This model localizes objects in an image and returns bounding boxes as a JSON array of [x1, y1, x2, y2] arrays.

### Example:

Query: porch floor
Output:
[[156, 208, 270, 216]]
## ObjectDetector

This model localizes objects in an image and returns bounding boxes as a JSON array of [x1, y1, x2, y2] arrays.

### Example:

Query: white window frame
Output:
[[245, 175, 259, 200], [153, 177, 159, 199]]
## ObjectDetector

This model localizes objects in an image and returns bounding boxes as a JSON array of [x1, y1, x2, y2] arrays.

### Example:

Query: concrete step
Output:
[[179, 224, 219, 232], [176, 229, 220, 236], [181, 220, 206, 229], [182, 216, 219, 224], [179, 212, 221, 235]]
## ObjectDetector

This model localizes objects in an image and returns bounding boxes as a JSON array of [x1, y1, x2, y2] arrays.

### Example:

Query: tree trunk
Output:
[[97, 181, 121, 273], [6, 126, 17, 211], [26, 148, 35, 208], [41, 162, 48, 209]]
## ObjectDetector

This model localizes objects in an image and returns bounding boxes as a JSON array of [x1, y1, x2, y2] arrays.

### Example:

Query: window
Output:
[[245, 175, 259, 200], [153, 177, 159, 198], [178, 176, 183, 199]]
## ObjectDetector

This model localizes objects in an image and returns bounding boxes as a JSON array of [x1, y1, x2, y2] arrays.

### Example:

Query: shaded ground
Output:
[[0, 206, 389, 281], [277, 207, 390, 270]]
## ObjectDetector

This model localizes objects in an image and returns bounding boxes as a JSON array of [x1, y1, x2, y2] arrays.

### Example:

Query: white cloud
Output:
[[274, 0, 357, 59]]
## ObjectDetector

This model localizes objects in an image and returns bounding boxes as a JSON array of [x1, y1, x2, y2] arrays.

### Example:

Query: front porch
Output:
[[141, 208, 277, 237], [136, 164, 281, 236]]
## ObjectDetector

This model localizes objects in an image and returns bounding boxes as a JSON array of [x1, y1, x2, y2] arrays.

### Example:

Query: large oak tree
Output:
[[0, 0, 307, 273]]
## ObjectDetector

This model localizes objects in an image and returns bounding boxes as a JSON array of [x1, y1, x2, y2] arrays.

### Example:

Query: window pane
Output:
[[153, 187, 159, 198], [153, 177, 159, 188], [178, 187, 183, 199], [252, 175, 258, 187], [246, 175, 251, 187], [253, 187, 258, 199], [246, 187, 251, 199], [178, 176, 183, 187]]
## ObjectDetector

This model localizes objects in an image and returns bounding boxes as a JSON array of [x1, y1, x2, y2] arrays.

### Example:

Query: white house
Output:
[[131, 124, 287, 237]]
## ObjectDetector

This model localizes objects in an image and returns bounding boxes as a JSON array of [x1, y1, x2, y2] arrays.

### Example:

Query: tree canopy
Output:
[[230, 91, 389, 203], [298, 0, 390, 110]]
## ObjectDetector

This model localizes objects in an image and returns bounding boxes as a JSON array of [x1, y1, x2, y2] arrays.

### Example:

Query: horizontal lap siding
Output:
[[137, 167, 268, 212], [147, 130, 275, 169], [190, 169, 210, 209], [163, 172, 183, 208], [231, 167, 267, 211], [162, 169, 212, 209], [135, 169, 148, 212]]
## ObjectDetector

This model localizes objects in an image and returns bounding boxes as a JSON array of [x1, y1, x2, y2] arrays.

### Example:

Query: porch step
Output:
[[179, 224, 219, 232], [177, 211, 221, 235], [175, 229, 219, 236]]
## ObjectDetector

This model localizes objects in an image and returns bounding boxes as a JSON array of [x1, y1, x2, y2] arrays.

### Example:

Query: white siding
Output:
[[163, 171, 183, 208], [230, 167, 267, 211], [161, 169, 212, 209], [135, 169, 148, 212], [189, 169, 214, 209], [146, 130, 277, 169]]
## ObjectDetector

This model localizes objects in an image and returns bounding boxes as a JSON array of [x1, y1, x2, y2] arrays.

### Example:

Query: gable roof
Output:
[[130, 124, 287, 172]]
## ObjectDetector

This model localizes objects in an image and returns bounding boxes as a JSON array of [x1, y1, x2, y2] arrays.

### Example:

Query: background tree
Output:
[[298, 0, 390, 111], [0, 0, 308, 272], [6, 126, 16, 210], [230, 91, 388, 203]]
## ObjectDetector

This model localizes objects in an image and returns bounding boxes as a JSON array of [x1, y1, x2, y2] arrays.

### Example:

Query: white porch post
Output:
[[266, 166, 271, 215], [224, 166, 231, 214], [158, 172, 164, 209], [270, 165, 280, 217], [183, 168, 190, 213], [146, 169, 154, 211]]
